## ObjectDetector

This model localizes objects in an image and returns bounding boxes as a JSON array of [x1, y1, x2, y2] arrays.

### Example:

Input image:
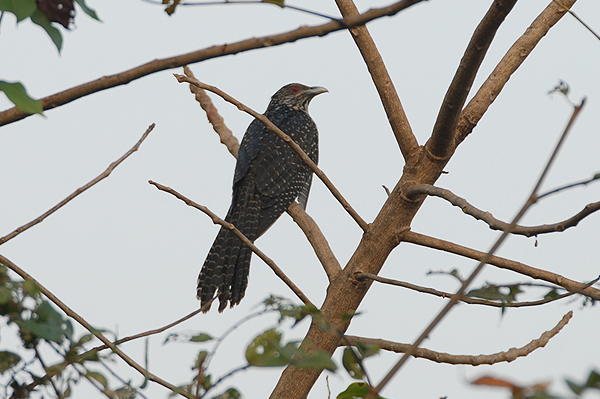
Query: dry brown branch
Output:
[[428, 0, 518, 160], [405, 184, 600, 237], [148, 180, 314, 307], [345, 310, 573, 365], [333, 0, 420, 162], [0, 0, 424, 127], [273, 2, 579, 397], [0, 124, 156, 246], [175, 75, 369, 232], [370, 80, 586, 398], [181, 68, 342, 280], [183, 66, 239, 157], [0, 253, 191, 398], [355, 272, 592, 308], [401, 230, 600, 301], [456, 0, 576, 145]]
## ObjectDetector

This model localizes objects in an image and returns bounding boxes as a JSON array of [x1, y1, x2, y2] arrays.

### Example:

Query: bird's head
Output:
[[269, 83, 328, 112]]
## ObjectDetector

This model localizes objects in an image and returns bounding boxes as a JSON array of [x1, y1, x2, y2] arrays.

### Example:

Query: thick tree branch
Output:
[[456, 0, 576, 145], [401, 231, 600, 300], [183, 67, 342, 280], [427, 0, 518, 160], [176, 75, 369, 231], [345, 310, 572, 365], [0, 0, 424, 127], [148, 180, 314, 307], [405, 184, 600, 237], [0, 254, 191, 398], [0, 124, 155, 246], [355, 272, 593, 308], [333, 0, 420, 163]]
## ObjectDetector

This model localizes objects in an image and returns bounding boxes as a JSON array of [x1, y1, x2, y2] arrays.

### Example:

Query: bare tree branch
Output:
[[345, 310, 573, 365], [372, 96, 586, 396], [456, 0, 576, 145], [148, 180, 314, 307], [0, 253, 192, 398], [401, 230, 600, 301], [333, 0, 420, 162], [182, 67, 342, 280], [0, 0, 425, 127], [428, 0, 518, 160], [405, 184, 600, 237], [355, 272, 595, 308], [0, 124, 156, 246], [175, 75, 369, 231]]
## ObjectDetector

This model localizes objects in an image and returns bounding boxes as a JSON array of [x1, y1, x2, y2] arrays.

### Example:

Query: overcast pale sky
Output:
[[1, 1, 600, 398]]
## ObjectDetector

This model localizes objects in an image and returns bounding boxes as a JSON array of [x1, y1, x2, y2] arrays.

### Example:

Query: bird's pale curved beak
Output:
[[307, 86, 328, 97]]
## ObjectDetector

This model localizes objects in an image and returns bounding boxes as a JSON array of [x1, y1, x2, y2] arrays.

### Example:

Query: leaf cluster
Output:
[[0, 264, 130, 399]]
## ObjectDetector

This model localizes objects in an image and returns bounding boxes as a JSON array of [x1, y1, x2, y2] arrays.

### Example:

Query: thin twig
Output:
[[0, 254, 193, 398], [0, 124, 156, 246], [142, 0, 338, 20], [552, 0, 600, 40], [375, 98, 586, 394], [404, 184, 600, 237], [0, 0, 425, 127], [538, 174, 600, 200], [346, 310, 573, 365], [175, 75, 369, 231], [355, 272, 598, 308], [89, 302, 213, 353], [148, 180, 314, 307]]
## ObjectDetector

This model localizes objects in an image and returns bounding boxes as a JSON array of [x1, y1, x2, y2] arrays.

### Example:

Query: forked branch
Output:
[[148, 180, 314, 307], [428, 0, 518, 159], [182, 67, 342, 280], [175, 75, 369, 231]]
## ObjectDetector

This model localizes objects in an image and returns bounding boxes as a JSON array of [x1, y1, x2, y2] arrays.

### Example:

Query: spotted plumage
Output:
[[198, 83, 327, 312]]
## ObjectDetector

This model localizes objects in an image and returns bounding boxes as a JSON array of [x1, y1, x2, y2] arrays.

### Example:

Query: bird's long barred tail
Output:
[[197, 181, 260, 312]]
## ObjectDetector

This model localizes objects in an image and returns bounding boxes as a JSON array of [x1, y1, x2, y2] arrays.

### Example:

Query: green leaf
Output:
[[0, 0, 37, 21], [193, 350, 209, 370], [21, 279, 42, 297], [211, 388, 241, 399], [17, 301, 73, 344], [0, 351, 21, 374], [112, 385, 137, 399], [337, 382, 385, 399], [87, 371, 109, 389], [190, 333, 213, 343], [30, 9, 63, 52], [355, 341, 380, 359], [342, 347, 363, 380], [263, 0, 285, 7], [73, 0, 100, 20], [0, 81, 43, 115], [467, 284, 522, 303], [544, 289, 561, 300], [246, 329, 292, 367], [290, 348, 336, 371], [593, 173, 600, 180], [566, 370, 600, 395], [0, 285, 13, 305]]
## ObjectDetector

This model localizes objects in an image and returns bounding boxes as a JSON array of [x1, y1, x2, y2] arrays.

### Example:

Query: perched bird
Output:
[[198, 83, 327, 312]]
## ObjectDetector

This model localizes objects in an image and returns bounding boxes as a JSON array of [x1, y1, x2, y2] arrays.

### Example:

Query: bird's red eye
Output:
[[291, 86, 299, 93]]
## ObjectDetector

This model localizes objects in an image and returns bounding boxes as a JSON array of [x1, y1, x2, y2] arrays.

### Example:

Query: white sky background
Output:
[[1, 0, 600, 398]]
